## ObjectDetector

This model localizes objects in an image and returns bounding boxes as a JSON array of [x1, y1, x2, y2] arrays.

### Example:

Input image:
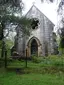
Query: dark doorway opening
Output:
[[31, 39, 38, 55]]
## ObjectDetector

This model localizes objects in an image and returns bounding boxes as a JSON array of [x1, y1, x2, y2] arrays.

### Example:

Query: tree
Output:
[[41, 0, 64, 29], [0, 0, 31, 59], [41, 0, 54, 3], [41, 0, 64, 12], [59, 26, 64, 54], [41, 0, 64, 54], [53, 32, 58, 54], [0, 0, 22, 40], [0, 0, 32, 68]]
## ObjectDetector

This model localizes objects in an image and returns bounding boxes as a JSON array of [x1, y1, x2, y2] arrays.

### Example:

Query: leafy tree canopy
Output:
[[0, 0, 32, 40], [41, 0, 64, 14]]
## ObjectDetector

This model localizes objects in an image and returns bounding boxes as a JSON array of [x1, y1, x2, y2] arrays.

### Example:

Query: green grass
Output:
[[1, 55, 64, 72], [0, 67, 64, 85], [7, 55, 64, 68], [2, 55, 64, 74], [0, 55, 64, 85]]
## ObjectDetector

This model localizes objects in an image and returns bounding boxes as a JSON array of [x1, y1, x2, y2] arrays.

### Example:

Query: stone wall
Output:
[[15, 5, 54, 57]]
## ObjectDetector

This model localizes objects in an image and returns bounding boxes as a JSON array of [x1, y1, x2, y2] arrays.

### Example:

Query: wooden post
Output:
[[5, 50, 7, 68], [26, 49, 27, 68], [1, 40, 5, 57]]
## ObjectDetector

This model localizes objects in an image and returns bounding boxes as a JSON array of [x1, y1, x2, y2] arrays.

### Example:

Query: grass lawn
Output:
[[0, 55, 64, 85], [0, 67, 64, 85]]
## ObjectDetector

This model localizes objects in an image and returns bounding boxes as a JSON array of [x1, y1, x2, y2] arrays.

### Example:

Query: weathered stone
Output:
[[14, 5, 55, 57]]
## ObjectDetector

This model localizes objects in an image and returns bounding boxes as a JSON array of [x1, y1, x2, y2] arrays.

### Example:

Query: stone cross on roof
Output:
[[32, 2, 35, 5]]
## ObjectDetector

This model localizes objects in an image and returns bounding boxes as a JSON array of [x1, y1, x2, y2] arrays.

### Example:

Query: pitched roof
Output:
[[26, 5, 55, 26]]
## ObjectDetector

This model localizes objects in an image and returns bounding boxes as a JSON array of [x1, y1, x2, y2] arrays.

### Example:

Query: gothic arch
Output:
[[26, 37, 42, 57], [27, 37, 41, 47]]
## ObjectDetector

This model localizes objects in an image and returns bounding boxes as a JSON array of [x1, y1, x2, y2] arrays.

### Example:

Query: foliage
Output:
[[41, 0, 54, 3], [0, 0, 31, 41], [41, 0, 64, 17], [0, 0, 21, 41], [6, 39, 14, 49], [58, 0, 64, 15], [0, 0, 22, 8], [32, 55, 41, 63], [52, 32, 59, 54], [0, 40, 2, 48], [0, 70, 64, 85], [1, 54, 64, 76], [60, 37, 64, 49], [41, 1, 64, 52], [58, 25, 64, 53], [0, 0, 32, 59], [1, 54, 63, 68]]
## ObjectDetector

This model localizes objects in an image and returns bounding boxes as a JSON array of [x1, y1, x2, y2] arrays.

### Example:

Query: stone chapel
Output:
[[14, 5, 55, 57]]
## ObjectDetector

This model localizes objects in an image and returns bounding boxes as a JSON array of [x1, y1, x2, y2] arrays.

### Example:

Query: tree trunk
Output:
[[1, 40, 5, 57], [1, 21, 5, 58]]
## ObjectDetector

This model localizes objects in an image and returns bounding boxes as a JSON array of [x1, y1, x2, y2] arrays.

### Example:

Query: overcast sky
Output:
[[22, 0, 60, 25]]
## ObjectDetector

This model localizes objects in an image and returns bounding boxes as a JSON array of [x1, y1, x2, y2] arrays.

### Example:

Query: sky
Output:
[[22, 0, 60, 25]]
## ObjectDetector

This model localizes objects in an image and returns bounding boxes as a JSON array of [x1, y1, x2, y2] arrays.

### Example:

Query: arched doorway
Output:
[[31, 39, 38, 55], [27, 37, 41, 57]]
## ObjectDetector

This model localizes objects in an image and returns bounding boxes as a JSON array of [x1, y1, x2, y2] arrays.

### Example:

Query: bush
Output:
[[31, 55, 41, 63], [53, 60, 64, 67]]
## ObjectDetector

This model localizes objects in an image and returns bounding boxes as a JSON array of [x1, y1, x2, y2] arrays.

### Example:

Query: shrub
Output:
[[31, 55, 41, 63], [53, 60, 64, 67]]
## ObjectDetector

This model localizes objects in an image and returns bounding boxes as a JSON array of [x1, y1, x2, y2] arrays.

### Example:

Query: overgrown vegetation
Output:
[[0, 55, 64, 85], [0, 52, 64, 85], [0, 54, 64, 73]]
